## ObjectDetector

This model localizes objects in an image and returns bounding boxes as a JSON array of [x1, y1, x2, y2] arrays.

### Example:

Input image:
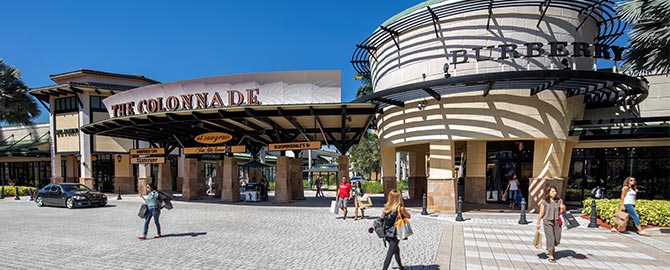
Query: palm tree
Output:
[[354, 73, 373, 98], [619, 0, 670, 75], [0, 59, 41, 125]]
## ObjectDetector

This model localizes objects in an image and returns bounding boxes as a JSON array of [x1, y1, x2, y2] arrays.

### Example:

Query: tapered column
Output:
[[158, 162, 172, 194], [428, 141, 457, 213], [337, 155, 349, 182], [381, 146, 397, 200], [221, 157, 240, 202], [464, 141, 486, 203], [197, 160, 206, 196], [215, 160, 224, 198], [291, 158, 304, 200], [182, 158, 200, 200], [408, 151, 427, 199], [274, 156, 292, 204], [137, 163, 151, 195], [528, 139, 568, 212]]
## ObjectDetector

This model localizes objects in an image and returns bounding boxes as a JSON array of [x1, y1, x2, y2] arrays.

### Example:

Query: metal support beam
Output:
[[427, 6, 441, 38], [423, 88, 442, 101], [537, 0, 552, 28], [486, 0, 494, 30], [576, 0, 605, 30], [483, 81, 494, 97], [373, 97, 405, 107]]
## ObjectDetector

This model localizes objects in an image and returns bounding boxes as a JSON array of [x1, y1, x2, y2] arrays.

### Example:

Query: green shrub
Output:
[[363, 181, 384, 194], [268, 182, 275, 191], [582, 198, 670, 227], [1, 186, 35, 197], [397, 180, 408, 190]]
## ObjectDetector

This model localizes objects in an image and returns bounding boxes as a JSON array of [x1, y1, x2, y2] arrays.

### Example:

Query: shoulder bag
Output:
[[395, 206, 413, 240]]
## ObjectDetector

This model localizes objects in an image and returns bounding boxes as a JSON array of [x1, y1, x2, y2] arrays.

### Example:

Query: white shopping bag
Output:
[[330, 200, 339, 215]]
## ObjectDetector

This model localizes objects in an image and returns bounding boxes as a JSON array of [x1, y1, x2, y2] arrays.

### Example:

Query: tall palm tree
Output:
[[0, 59, 41, 125], [354, 73, 373, 98], [619, 0, 670, 75]]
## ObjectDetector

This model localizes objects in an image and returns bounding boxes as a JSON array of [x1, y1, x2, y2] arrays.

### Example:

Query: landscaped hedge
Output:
[[582, 198, 670, 227], [1, 186, 36, 197]]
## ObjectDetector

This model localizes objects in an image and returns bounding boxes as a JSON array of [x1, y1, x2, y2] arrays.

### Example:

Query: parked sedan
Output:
[[35, 183, 107, 209]]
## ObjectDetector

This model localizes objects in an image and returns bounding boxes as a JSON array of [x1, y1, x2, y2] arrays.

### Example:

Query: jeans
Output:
[[509, 190, 518, 203], [143, 207, 161, 236], [382, 237, 403, 270], [624, 204, 641, 227]]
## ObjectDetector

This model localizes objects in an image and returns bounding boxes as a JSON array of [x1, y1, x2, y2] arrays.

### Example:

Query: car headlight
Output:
[[102, 194, 107, 199], [73, 195, 86, 200]]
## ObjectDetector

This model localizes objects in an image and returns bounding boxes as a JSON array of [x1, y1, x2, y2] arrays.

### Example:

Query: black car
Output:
[[35, 183, 107, 209]]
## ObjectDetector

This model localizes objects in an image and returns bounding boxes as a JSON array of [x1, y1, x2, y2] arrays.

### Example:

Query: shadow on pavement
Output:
[[160, 232, 207, 238], [555, 250, 589, 260], [404, 265, 440, 269]]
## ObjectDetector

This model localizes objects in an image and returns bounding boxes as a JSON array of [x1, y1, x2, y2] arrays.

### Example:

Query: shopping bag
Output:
[[395, 206, 413, 240], [514, 192, 523, 205], [358, 196, 372, 208], [137, 204, 148, 219], [561, 211, 580, 229], [533, 230, 542, 249], [614, 210, 629, 227], [330, 200, 339, 215]]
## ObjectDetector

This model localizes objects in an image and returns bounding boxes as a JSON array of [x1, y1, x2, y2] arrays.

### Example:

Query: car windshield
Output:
[[61, 185, 91, 192]]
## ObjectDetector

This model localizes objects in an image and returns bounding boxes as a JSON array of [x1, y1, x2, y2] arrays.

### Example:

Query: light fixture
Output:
[[117, 154, 123, 163], [417, 100, 426, 111], [443, 63, 451, 78]]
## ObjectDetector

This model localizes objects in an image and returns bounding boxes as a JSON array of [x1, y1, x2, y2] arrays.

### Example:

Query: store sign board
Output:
[[130, 148, 165, 155], [131, 157, 166, 164], [183, 145, 246, 155], [194, 132, 233, 145], [268, 141, 321, 151]]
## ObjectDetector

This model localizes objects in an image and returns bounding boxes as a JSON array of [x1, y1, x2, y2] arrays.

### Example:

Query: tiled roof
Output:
[[49, 69, 160, 84]]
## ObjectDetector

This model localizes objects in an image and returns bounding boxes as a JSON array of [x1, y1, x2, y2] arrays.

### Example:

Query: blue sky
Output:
[[1, 0, 424, 124], [2, 1, 628, 125]]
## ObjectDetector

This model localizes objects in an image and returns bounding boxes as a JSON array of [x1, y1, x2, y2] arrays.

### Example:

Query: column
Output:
[[428, 141, 457, 213], [182, 158, 199, 200], [114, 154, 134, 193], [51, 154, 63, 183], [337, 155, 349, 183], [408, 150, 427, 199], [274, 156, 292, 204], [157, 162, 172, 194], [215, 160, 224, 198], [78, 94, 93, 188], [221, 157, 240, 202], [528, 139, 568, 212], [464, 141, 487, 203], [291, 158, 304, 200], [176, 152, 185, 193], [380, 146, 397, 200], [137, 141, 152, 195], [197, 160, 206, 196]]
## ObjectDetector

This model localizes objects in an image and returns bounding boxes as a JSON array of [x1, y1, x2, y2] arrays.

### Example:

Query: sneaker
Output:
[[138, 236, 146, 240], [154, 234, 161, 238]]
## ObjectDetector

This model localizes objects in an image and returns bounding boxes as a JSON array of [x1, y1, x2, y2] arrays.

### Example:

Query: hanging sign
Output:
[[268, 141, 321, 151], [130, 148, 165, 155], [183, 145, 246, 154], [131, 157, 166, 164], [194, 132, 233, 145]]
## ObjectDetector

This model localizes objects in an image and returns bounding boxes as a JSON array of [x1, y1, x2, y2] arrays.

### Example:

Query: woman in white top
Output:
[[505, 174, 520, 208], [612, 176, 647, 235]]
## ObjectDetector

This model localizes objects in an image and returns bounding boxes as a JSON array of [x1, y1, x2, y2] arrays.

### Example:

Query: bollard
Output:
[[117, 187, 122, 200], [14, 185, 20, 200], [518, 198, 528, 224], [29, 188, 34, 201], [588, 199, 599, 228], [455, 196, 465, 221], [421, 193, 429, 215]]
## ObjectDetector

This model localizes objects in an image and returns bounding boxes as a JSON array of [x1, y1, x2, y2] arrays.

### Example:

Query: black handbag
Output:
[[138, 204, 148, 219]]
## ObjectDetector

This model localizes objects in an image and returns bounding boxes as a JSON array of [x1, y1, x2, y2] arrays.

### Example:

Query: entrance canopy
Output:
[[81, 103, 377, 154]]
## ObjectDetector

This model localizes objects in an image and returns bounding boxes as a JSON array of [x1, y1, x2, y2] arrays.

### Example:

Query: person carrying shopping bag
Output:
[[536, 185, 565, 263], [612, 176, 648, 235], [381, 189, 410, 270]]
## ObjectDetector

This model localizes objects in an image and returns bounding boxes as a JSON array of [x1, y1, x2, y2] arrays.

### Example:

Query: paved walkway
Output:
[[2, 191, 668, 270]]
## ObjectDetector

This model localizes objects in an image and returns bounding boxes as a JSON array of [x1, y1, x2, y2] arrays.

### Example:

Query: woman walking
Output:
[[505, 174, 520, 208], [139, 183, 161, 240], [536, 185, 565, 263], [352, 181, 365, 220], [612, 176, 647, 235], [381, 189, 410, 270]]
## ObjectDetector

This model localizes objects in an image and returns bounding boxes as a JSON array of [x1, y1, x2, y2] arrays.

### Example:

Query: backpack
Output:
[[372, 218, 385, 238]]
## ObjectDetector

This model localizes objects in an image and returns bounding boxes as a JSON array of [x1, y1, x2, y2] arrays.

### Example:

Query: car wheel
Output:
[[66, 197, 75, 209], [36, 196, 44, 207], [99, 201, 107, 207]]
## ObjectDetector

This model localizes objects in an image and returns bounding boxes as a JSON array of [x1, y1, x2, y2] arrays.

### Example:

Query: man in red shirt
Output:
[[336, 176, 353, 220]]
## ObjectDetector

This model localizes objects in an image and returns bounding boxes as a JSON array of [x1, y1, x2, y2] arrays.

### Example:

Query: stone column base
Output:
[[114, 177, 135, 194], [408, 176, 427, 199], [51, 177, 63, 184], [80, 177, 95, 190], [427, 178, 457, 213], [464, 176, 486, 204], [528, 177, 566, 212], [291, 158, 305, 200], [176, 177, 184, 193], [382, 176, 397, 201], [274, 156, 293, 204]]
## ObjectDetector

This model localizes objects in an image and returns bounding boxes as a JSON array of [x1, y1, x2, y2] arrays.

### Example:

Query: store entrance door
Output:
[[93, 154, 115, 192], [485, 141, 533, 203]]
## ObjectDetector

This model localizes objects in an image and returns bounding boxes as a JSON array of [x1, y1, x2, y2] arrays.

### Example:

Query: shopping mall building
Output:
[[1, 0, 667, 211]]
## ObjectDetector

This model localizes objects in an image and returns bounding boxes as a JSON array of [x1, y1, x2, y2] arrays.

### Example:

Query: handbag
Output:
[[561, 211, 580, 229], [395, 206, 413, 240], [533, 230, 542, 249], [358, 196, 372, 208], [614, 209, 629, 227], [137, 204, 148, 219], [330, 200, 339, 215]]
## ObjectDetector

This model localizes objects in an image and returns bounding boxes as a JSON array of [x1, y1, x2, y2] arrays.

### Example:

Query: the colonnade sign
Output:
[[268, 141, 321, 151], [130, 148, 166, 164]]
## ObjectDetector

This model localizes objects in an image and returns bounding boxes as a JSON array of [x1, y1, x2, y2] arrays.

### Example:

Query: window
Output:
[[90, 96, 107, 111], [54, 97, 78, 113]]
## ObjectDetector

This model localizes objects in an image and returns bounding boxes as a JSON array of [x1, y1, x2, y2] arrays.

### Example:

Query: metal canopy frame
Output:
[[351, 70, 648, 110], [351, 0, 625, 75], [81, 104, 378, 155]]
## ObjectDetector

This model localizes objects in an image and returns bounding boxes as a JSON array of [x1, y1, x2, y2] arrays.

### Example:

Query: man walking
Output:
[[335, 176, 352, 220]]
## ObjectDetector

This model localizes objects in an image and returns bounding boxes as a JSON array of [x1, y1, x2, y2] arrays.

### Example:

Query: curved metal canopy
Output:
[[81, 103, 378, 155], [351, 70, 648, 109], [352, 0, 625, 74]]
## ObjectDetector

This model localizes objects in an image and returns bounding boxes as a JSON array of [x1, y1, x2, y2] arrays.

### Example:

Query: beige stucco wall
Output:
[[54, 112, 80, 153], [92, 111, 133, 152]]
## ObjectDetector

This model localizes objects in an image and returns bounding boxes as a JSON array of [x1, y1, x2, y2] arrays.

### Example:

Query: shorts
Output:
[[338, 197, 349, 208]]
